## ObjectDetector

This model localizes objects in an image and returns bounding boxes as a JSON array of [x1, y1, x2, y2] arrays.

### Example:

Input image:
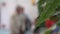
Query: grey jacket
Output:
[[10, 13, 26, 34]]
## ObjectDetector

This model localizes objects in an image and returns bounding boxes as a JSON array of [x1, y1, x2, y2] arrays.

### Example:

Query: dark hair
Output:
[[16, 5, 24, 13], [16, 5, 23, 10]]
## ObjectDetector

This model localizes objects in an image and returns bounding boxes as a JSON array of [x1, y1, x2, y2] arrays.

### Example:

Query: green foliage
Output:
[[45, 30, 52, 34], [38, 0, 46, 14], [56, 21, 60, 26], [36, 0, 60, 29], [35, 0, 60, 33]]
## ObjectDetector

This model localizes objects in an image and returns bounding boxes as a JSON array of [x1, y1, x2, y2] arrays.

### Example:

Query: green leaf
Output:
[[35, 0, 60, 32], [45, 30, 52, 34], [56, 21, 60, 26]]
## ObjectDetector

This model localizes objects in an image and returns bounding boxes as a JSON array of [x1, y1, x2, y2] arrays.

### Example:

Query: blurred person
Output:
[[10, 5, 26, 34], [25, 18, 32, 34], [10, 5, 33, 34]]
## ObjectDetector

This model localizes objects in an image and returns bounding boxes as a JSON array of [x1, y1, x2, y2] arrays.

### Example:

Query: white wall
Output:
[[1, 0, 16, 30], [1, 0, 39, 30]]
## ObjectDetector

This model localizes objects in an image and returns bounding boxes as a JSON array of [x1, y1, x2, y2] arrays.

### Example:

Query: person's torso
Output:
[[13, 14, 26, 28]]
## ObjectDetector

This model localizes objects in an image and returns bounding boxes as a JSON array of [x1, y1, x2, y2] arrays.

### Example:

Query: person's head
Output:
[[16, 5, 24, 14]]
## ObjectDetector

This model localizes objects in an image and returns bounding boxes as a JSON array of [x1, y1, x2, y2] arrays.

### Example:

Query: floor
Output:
[[0, 29, 10, 34], [0, 29, 60, 34], [0, 30, 33, 34]]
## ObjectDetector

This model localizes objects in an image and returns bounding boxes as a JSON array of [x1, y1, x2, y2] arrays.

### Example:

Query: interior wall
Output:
[[1, 0, 39, 30], [1, 0, 16, 30]]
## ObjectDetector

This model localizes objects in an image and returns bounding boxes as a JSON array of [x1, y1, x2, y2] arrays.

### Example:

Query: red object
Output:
[[45, 19, 57, 28]]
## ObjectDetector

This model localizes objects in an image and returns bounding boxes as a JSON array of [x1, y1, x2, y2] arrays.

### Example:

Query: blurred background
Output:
[[0, 0, 60, 34], [0, 0, 38, 34]]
